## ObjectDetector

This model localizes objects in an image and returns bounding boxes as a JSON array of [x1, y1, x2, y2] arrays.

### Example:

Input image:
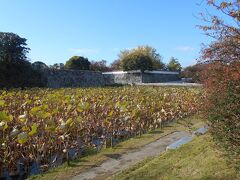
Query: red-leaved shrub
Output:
[[202, 61, 240, 169]]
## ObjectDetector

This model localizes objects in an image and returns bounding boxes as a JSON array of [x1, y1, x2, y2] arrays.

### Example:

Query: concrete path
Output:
[[72, 131, 191, 180], [136, 82, 202, 87]]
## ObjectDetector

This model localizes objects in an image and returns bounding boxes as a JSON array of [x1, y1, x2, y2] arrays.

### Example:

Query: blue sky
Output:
[[0, 0, 218, 67]]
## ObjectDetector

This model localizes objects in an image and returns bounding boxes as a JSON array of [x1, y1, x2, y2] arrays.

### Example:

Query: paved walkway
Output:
[[72, 131, 191, 180], [136, 82, 202, 87]]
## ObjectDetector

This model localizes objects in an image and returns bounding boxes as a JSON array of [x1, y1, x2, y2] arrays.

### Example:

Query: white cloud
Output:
[[175, 46, 195, 52], [69, 48, 100, 55]]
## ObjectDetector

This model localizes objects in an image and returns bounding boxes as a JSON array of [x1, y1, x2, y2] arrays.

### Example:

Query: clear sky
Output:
[[0, 0, 218, 67]]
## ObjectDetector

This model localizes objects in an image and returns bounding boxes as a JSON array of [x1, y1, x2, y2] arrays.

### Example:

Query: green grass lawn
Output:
[[29, 115, 204, 180], [110, 134, 240, 180]]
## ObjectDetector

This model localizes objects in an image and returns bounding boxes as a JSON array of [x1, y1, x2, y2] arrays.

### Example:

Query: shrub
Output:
[[181, 64, 206, 83], [202, 61, 240, 169], [198, 0, 240, 169]]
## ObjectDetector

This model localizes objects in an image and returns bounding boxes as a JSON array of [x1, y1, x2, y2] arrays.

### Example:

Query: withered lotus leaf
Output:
[[0, 86, 203, 176]]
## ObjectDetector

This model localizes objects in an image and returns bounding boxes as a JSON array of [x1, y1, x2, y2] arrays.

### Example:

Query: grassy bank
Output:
[[29, 115, 204, 180], [110, 134, 239, 180]]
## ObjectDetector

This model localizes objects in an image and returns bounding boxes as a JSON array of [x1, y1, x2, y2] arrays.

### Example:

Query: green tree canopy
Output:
[[167, 57, 182, 71], [0, 32, 30, 63], [137, 46, 165, 70], [65, 56, 90, 70], [32, 61, 48, 71], [121, 51, 153, 72], [119, 46, 164, 72], [0, 32, 44, 88]]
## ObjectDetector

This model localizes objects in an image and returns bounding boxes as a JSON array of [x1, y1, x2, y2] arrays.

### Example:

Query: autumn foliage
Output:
[[199, 0, 240, 169], [201, 61, 240, 167]]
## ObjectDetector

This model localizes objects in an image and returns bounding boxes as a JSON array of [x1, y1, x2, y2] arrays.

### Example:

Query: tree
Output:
[[50, 63, 64, 70], [198, 1, 240, 168], [122, 51, 153, 72], [118, 46, 164, 72], [0, 32, 30, 63], [0, 32, 44, 88], [136, 46, 165, 70], [65, 56, 90, 70], [198, 0, 240, 63], [32, 61, 48, 71], [110, 59, 122, 71], [90, 60, 110, 72], [181, 64, 206, 82], [167, 57, 182, 71]]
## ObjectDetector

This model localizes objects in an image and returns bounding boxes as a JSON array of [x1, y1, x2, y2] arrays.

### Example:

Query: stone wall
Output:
[[40, 69, 180, 88], [103, 70, 180, 85], [103, 72, 142, 85], [41, 69, 105, 88], [142, 71, 180, 83]]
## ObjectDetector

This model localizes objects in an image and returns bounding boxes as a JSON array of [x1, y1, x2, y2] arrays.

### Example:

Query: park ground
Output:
[[110, 134, 239, 180]]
